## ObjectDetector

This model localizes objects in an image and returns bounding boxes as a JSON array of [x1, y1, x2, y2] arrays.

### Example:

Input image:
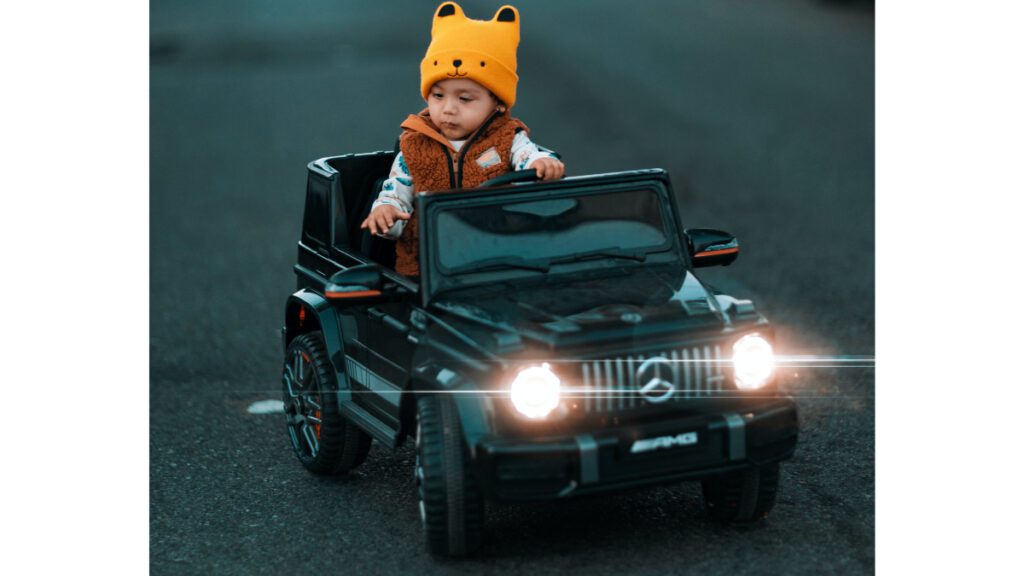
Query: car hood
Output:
[[430, 269, 749, 350]]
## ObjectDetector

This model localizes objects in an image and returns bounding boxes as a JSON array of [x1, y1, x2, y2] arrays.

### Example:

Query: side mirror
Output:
[[325, 263, 384, 300], [685, 228, 739, 268]]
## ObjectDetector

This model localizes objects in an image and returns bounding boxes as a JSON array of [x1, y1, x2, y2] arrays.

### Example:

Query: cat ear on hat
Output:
[[432, 2, 465, 36], [491, 5, 520, 42], [494, 5, 518, 22]]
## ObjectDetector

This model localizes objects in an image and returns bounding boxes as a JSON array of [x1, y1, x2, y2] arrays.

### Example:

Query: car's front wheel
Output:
[[414, 393, 484, 557], [701, 464, 780, 522], [282, 331, 371, 475]]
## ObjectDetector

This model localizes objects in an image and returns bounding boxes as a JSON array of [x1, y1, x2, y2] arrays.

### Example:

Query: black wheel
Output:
[[701, 464, 780, 522], [414, 393, 484, 557], [282, 331, 371, 475]]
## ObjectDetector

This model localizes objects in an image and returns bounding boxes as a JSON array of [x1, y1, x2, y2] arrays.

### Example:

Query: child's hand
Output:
[[360, 204, 411, 236], [532, 157, 565, 180]]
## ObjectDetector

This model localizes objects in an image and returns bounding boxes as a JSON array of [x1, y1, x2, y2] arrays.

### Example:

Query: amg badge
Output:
[[630, 431, 699, 454]]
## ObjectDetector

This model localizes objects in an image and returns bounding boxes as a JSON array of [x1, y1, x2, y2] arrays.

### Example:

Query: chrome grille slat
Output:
[[582, 362, 591, 413], [703, 345, 712, 397], [603, 358, 613, 413], [583, 344, 727, 413], [669, 350, 681, 400], [696, 344, 704, 393], [682, 348, 691, 400], [703, 347, 709, 397], [627, 356, 637, 409], [615, 357, 625, 412]]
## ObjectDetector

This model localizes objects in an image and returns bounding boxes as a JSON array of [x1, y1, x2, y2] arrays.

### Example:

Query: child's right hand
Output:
[[360, 204, 411, 236]]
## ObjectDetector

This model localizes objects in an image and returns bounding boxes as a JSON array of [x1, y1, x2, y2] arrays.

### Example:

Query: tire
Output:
[[414, 393, 484, 557], [701, 464, 780, 523], [282, 331, 372, 475]]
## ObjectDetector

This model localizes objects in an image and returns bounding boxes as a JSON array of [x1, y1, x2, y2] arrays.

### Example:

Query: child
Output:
[[360, 2, 565, 277]]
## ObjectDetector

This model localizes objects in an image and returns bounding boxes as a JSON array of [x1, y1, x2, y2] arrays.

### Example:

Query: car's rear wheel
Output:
[[415, 393, 484, 557], [282, 331, 371, 475], [701, 464, 780, 522]]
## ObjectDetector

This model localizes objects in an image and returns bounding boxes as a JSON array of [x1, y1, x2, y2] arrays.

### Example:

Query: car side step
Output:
[[340, 401, 399, 449]]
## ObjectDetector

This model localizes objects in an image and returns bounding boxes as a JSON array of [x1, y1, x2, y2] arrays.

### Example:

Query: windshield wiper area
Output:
[[446, 249, 649, 276], [447, 256, 551, 275], [548, 247, 649, 266]]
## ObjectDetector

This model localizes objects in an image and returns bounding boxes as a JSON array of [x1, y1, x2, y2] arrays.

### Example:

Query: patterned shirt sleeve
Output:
[[369, 152, 414, 239], [510, 130, 559, 171]]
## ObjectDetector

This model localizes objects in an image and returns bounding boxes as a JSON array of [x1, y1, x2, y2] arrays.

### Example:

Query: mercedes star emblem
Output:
[[636, 356, 675, 403]]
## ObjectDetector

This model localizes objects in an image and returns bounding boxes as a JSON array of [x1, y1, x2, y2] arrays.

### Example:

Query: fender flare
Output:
[[401, 364, 494, 454], [284, 290, 352, 403]]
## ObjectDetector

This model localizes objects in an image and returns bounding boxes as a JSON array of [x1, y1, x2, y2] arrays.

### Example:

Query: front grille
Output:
[[580, 344, 727, 413]]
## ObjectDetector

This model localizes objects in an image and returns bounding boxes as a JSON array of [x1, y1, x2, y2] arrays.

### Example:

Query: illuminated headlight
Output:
[[510, 363, 561, 419], [732, 334, 775, 390]]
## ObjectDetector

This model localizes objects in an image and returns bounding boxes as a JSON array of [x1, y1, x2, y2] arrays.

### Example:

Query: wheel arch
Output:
[[400, 367, 492, 452], [398, 378, 427, 446], [284, 290, 351, 401]]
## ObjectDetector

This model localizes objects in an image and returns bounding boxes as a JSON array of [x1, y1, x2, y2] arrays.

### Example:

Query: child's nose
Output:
[[453, 59, 462, 68]]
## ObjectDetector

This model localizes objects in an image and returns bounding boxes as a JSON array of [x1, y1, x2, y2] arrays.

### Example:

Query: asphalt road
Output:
[[150, 1, 874, 573]]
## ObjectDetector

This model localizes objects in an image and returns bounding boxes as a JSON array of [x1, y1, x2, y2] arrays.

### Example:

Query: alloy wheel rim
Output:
[[282, 348, 323, 458], [415, 418, 426, 527]]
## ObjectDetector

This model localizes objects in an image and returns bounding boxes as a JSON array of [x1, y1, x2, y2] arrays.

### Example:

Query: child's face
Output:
[[426, 78, 501, 140]]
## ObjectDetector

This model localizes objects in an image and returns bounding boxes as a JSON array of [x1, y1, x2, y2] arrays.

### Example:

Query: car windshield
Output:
[[434, 188, 671, 274]]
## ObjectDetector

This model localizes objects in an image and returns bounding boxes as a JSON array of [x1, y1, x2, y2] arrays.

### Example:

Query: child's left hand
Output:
[[532, 157, 565, 180]]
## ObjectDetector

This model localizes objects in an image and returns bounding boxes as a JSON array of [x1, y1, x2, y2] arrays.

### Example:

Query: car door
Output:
[[361, 297, 417, 426]]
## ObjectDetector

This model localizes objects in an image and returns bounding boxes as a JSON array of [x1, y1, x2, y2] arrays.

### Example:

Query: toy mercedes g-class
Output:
[[281, 151, 798, 557]]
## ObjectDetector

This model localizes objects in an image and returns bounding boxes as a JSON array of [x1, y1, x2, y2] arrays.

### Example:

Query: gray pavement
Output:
[[151, 1, 874, 573]]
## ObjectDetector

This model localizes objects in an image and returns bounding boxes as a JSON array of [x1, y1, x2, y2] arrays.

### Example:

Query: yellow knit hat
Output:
[[420, 2, 520, 109]]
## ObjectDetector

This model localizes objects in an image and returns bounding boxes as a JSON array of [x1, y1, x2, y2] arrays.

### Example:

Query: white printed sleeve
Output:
[[510, 130, 559, 171], [369, 152, 415, 239]]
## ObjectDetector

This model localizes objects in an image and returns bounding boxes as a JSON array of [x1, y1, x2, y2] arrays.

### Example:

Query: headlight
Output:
[[510, 363, 561, 419], [732, 334, 775, 390]]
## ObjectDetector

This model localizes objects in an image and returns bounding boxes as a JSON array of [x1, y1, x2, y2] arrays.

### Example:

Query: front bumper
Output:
[[474, 398, 797, 501]]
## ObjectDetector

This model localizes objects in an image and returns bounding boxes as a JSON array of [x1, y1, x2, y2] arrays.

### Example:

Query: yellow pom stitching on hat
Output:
[[421, 2, 520, 109]]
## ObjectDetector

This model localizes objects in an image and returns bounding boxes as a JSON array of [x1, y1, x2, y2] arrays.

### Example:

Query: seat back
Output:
[[305, 151, 396, 268], [356, 174, 397, 269]]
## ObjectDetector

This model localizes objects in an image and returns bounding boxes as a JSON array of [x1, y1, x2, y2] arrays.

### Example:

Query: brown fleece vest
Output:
[[396, 109, 528, 276]]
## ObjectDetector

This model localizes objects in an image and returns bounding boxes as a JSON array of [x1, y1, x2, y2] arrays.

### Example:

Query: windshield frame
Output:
[[418, 171, 687, 306]]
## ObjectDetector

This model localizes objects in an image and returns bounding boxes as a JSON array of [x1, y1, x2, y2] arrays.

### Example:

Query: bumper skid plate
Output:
[[476, 400, 797, 501]]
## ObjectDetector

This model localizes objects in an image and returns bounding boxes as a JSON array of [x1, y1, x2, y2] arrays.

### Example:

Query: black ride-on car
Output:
[[281, 151, 798, 557]]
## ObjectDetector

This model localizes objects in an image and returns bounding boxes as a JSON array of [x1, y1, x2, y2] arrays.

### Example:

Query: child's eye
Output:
[[459, 96, 472, 103], [431, 93, 443, 99]]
